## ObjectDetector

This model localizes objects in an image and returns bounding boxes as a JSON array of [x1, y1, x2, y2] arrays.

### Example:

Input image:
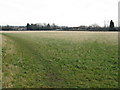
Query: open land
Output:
[[1, 31, 118, 88]]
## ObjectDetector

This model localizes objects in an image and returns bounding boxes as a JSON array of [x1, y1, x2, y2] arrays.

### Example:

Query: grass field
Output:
[[1, 31, 118, 88]]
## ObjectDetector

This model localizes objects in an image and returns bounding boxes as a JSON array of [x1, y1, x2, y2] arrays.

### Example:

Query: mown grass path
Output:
[[2, 31, 118, 88]]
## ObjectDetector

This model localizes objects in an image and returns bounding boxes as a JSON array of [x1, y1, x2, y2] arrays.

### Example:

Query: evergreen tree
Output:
[[109, 20, 115, 31], [110, 20, 114, 28]]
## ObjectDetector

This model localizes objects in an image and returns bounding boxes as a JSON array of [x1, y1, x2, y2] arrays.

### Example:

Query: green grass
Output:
[[2, 31, 118, 88]]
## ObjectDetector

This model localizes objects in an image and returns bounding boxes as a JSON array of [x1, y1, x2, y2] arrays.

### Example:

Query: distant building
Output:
[[118, 1, 120, 27]]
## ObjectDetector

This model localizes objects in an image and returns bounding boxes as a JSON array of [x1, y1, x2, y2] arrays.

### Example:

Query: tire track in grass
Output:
[[2, 33, 67, 88]]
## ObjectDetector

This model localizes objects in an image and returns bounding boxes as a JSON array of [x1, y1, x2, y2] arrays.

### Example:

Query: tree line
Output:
[[1, 20, 119, 31], [26, 23, 58, 30]]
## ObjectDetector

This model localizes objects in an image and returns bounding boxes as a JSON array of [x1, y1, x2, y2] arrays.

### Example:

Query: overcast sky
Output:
[[0, 0, 119, 27]]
